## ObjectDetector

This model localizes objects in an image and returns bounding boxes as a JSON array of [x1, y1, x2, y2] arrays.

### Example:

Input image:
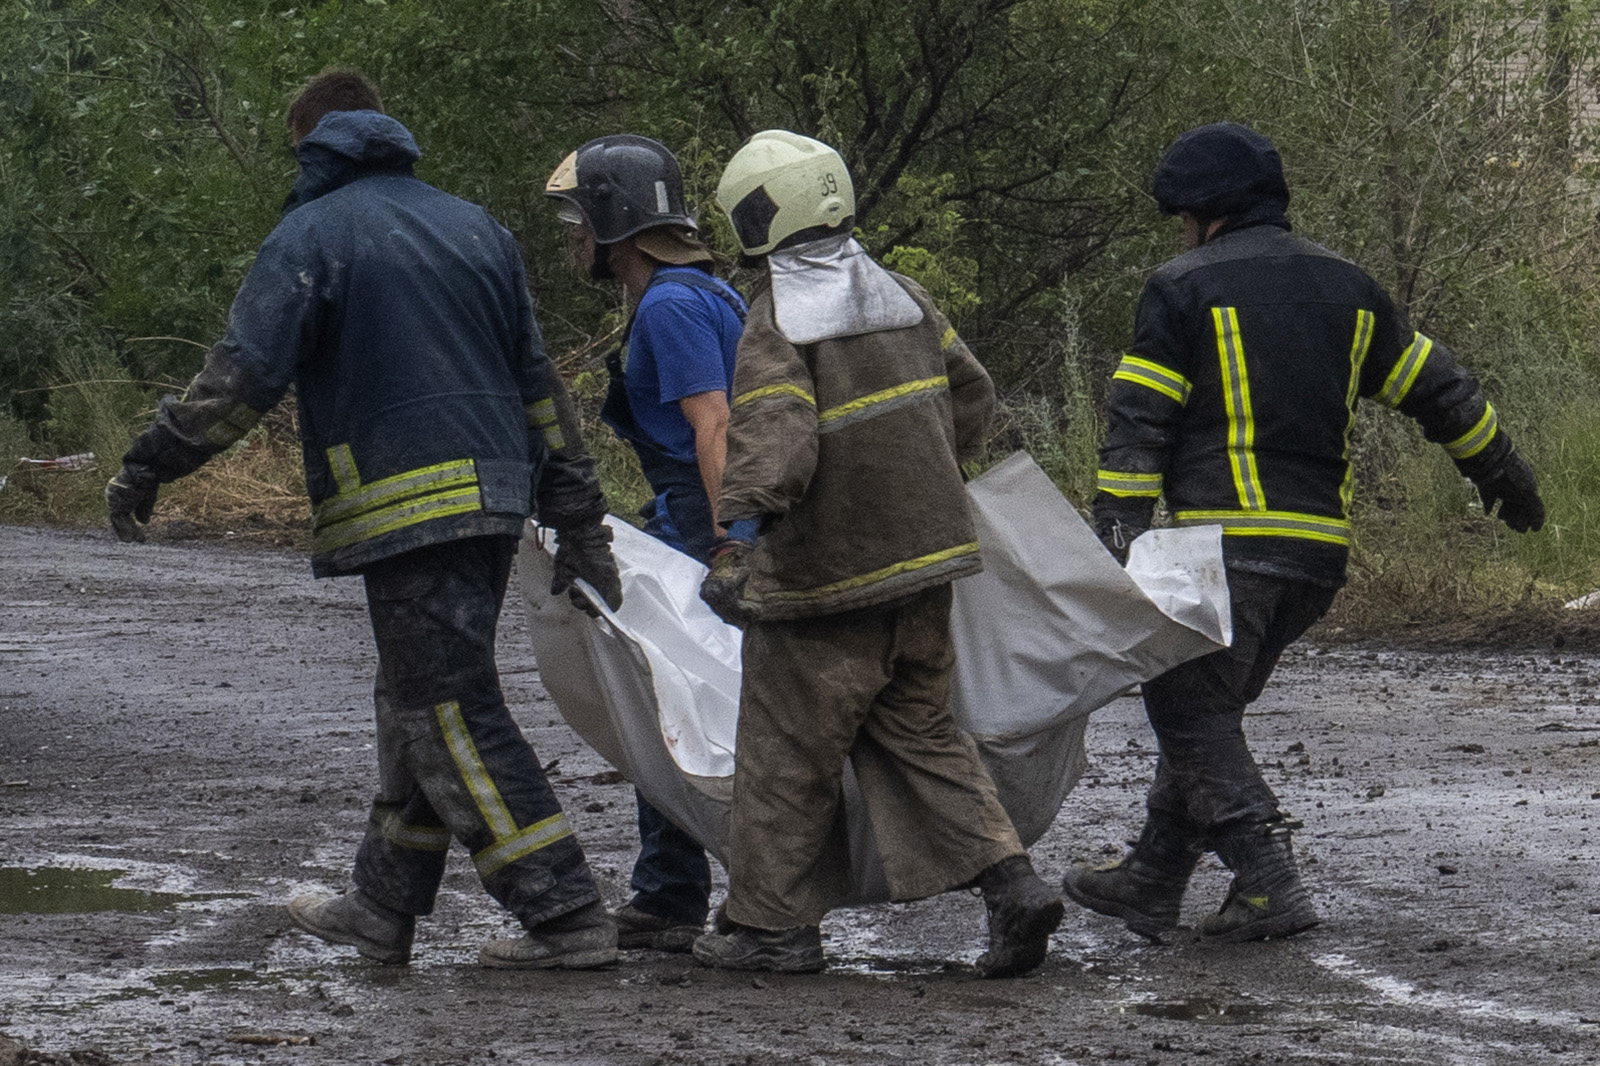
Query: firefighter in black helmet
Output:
[[546, 135, 750, 952], [1063, 122, 1544, 943]]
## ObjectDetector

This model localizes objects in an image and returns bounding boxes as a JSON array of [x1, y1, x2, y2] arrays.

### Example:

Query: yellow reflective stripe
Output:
[[315, 459, 479, 525], [1444, 404, 1498, 460], [1341, 310, 1376, 516], [435, 700, 518, 840], [1112, 356, 1192, 405], [311, 488, 483, 554], [1097, 470, 1163, 497], [204, 403, 264, 449], [526, 399, 565, 450], [473, 812, 575, 877], [327, 444, 360, 494], [759, 542, 980, 604], [1378, 333, 1432, 407], [376, 809, 451, 852], [816, 376, 947, 431], [940, 326, 958, 351], [1176, 509, 1351, 547], [733, 383, 816, 409], [1214, 307, 1265, 511]]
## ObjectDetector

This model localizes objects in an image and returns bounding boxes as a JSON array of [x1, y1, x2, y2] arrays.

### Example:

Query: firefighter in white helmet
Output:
[[692, 131, 1063, 977]]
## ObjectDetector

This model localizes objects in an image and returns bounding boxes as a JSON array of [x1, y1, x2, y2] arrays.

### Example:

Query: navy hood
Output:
[[284, 110, 422, 214]]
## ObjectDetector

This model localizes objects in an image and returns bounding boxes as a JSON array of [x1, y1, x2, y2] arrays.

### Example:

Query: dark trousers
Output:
[[351, 535, 600, 928], [631, 463, 714, 923], [1142, 569, 1338, 834]]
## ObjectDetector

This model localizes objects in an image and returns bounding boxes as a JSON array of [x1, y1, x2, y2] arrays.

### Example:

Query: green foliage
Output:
[[3, 0, 1599, 616]]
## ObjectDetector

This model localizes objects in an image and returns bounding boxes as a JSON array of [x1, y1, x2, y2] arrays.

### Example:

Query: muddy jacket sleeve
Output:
[[1357, 297, 1516, 478], [934, 305, 995, 463], [121, 231, 319, 483], [718, 291, 818, 524], [1093, 276, 1192, 534], [513, 266, 608, 532]]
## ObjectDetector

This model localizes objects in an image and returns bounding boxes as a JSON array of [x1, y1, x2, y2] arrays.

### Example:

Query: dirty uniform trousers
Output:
[[351, 535, 600, 927], [1142, 568, 1339, 834], [725, 584, 1023, 930]]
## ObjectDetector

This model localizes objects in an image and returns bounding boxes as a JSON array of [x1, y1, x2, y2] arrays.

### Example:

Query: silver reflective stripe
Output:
[[1341, 310, 1376, 516], [327, 444, 361, 494], [1213, 308, 1265, 511], [315, 459, 479, 525], [311, 487, 483, 554], [205, 403, 264, 449], [435, 700, 517, 839], [1377, 333, 1432, 407], [527, 398, 565, 450], [473, 812, 575, 877], [376, 809, 450, 852], [1112, 356, 1192, 405], [1444, 404, 1498, 460], [1176, 509, 1351, 547], [1097, 470, 1163, 497], [816, 376, 947, 435]]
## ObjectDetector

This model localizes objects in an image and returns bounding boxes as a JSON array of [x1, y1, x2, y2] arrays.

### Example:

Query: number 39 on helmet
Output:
[[715, 130, 855, 258]]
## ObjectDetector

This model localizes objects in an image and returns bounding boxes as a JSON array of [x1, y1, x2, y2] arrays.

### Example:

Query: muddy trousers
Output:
[[725, 584, 1023, 930], [351, 535, 599, 928], [1142, 569, 1339, 835]]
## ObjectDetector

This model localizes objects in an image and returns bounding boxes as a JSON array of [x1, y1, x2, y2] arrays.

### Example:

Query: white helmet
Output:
[[716, 130, 854, 257]]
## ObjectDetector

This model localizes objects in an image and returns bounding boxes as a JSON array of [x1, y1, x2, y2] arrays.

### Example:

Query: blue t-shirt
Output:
[[624, 266, 746, 467]]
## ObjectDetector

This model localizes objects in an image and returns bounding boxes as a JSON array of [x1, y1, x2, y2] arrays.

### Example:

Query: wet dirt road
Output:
[[2, 524, 1597, 1066]]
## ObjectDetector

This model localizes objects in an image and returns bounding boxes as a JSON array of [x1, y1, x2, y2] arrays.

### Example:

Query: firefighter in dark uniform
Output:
[[106, 72, 624, 969], [1063, 122, 1545, 942]]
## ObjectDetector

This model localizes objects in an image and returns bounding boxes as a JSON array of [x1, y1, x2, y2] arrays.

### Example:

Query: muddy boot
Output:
[[287, 889, 414, 965], [1199, 819, 1320, 942], [973, 855, 1065, 979], [479, 900, 619, 970], [691, 922, 824, 973], [1060, 814, 1202, 940], [613, 901, 703, 953]]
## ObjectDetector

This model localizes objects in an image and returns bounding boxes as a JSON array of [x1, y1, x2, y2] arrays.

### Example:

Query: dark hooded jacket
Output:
[[124, 110, 603, 575]]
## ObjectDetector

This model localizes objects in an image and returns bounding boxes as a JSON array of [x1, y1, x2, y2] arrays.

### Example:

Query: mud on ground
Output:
[[1, 525, 1597, 1065]]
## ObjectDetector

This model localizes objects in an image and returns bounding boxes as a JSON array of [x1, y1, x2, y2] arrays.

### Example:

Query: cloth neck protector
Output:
[[768, 234, 924, 345]]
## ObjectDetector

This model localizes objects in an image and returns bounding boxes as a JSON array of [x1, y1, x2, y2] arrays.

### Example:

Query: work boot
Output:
[[1060, 813, 1202, 940], [479, 900, 619, 970], [287, 889, 414, 965], [973, 855, 1065, 979], [1199, 819, 1320, 942], [613, 901, 704, 953], [691, 922, 824, 973]]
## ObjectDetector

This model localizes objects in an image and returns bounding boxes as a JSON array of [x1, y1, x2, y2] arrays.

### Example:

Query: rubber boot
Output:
[[1199, 819, 1320, 942], [973, 855, 1065, 979], [479, 899, 619, 970], [1060, 813, 1202, 940], [287, 889, 415, 965]]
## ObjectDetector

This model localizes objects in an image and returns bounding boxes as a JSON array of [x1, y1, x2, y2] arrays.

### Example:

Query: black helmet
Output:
[[1151, 122, 1289, 219], [544, 134, 696, 243]]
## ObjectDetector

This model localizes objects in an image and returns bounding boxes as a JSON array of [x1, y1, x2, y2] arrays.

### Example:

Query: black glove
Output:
[[550, 522, 623, 617], [1092, 514, 1146, 567], [106, 464, 159, 543], [699, 538, 753, 628], [1470, 452, 1545, 533]]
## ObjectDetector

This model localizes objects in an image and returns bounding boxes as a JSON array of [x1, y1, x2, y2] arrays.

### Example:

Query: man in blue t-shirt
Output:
[[547, 135, 748, 950]]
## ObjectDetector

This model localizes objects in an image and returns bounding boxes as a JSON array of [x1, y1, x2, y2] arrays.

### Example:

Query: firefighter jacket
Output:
[[718, 273, 995, 619], [1095, 219, 1518, 587], [122, 111, 603, 576]]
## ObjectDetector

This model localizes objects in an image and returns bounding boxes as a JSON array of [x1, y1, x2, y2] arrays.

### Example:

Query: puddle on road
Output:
[[0, 866, 248, 914], [1127, 998, 1268, 1024]]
